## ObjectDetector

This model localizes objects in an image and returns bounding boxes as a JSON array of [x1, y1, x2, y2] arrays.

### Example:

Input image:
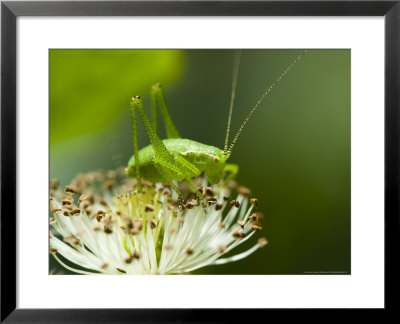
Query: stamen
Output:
[[218, 245, 227, 253], [133, 250, 141, 259], [64, 185, 79, 194], [237, 186, 251, 196], [116, 268, 127, 274], [204, 187, 214, 197], [145, 204, 155, 212], [50, 179, 59, 190], [250, 198, 259, 207], [252, 225, 262, 231], [49, 171, 267, 275], [258, 237, 268, 247]]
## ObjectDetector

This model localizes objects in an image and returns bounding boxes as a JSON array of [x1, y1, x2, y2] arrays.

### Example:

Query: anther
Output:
[[252, 225, 262, 231], [258, 237, 268, 247], [78, 194, 89, 204], [237, 186, 251, 196], [96, 210, 106, 222], [130, 228, 139, 235], [61, 198, 72, 206], [204, 187, 214, 197], [103, 226, 113, 234], [250, 198, 259, 208], [237, 220, 245, 228], [105, 180, 115, 190], [207, 198, 217, 205], [186, 247, 194, 255], [49, 247, 58, 254], [71, 208, 81, 216], [232, 231, 246, 239], [133, 250, 141, 259], [116, 268, 127, 274], [64, 185, 79, 194], [50, 179, 59, 190], [145, 204, 155, 212], [249, 213, 258, 222], [133, 219, 143, 231], [218, 245, 227, 253], [215, 203, 223, 211], [230, 200, 240, 208]]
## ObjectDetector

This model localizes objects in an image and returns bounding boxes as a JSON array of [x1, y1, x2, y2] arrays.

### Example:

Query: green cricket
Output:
[[126, 50, 307, 197]]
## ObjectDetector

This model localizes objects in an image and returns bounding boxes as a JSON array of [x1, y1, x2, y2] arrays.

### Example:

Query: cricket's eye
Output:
[[131, 96, 140, 102]]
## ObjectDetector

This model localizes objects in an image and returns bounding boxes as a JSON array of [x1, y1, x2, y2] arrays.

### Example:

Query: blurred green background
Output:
[[50, 49, 350, 275]]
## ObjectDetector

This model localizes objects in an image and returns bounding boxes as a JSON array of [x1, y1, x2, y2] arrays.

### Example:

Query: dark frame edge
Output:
[[1, 0, 399, 322], [2, 0, 399, 16], [384, 0, 400, 314], [1, 2, 17, 323]]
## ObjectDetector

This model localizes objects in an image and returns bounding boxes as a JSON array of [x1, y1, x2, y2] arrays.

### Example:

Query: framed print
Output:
[[1, 0, 399, 321]]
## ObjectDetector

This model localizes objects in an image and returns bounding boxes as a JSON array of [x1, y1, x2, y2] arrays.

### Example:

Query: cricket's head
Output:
[[130, 95, 141, 104]]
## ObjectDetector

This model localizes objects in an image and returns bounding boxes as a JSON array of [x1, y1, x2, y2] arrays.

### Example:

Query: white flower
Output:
[[49, 170, 268, 275]]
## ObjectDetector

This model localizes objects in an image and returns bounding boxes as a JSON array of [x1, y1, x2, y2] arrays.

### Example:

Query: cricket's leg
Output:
[[129, 97, 143, 191], [174, 155, 202, 196], [151, 84, 181, 139], [216, 163, 239, 194], [153, 159, 182, 196], [130, 96, 181, 193]]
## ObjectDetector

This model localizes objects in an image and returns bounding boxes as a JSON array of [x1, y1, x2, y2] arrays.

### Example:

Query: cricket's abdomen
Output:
[[127, 139, 226, 183]]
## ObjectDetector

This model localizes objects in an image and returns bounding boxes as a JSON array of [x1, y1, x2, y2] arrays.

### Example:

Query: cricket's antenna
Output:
[[223, 50, 242, 155], [227, 50, 308, 155]]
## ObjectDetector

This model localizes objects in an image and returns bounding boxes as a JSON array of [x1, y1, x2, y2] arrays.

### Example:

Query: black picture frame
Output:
[[1, 0, 399, 321]]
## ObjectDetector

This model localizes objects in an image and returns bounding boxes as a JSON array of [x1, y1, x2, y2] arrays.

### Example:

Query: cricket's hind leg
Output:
[[130, 96, 183, 195], [174, 155, 202, 197], [151, 84, 181, 139], [153, 155, 201, 200]]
